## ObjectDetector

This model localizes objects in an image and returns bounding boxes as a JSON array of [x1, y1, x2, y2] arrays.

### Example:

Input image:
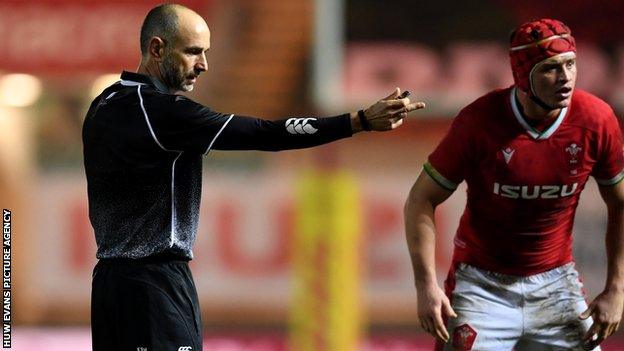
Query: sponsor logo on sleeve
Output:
[[285, 118, 318, 135]]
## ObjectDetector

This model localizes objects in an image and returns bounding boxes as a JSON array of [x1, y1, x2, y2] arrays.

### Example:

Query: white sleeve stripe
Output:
[[137, 85, 181, 153], [203, 114, 235, 155], [423, 162, 458, 191], [596, 170, 624, 186], [120, 79, 145, 87]]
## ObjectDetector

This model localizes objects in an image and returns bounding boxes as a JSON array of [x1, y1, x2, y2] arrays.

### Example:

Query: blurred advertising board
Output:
[[30, 168, 607, 323], [0, 0, 208, 74], [313, 0, 624, 114]]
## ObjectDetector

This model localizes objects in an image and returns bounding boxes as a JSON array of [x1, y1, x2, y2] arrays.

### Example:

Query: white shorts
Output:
[[438, 262, 599, 351]]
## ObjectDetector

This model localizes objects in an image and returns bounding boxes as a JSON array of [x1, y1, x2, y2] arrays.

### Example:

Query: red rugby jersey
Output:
[[426, 87, 624, 275]]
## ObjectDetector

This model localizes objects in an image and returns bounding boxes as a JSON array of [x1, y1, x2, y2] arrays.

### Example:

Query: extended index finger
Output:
[[389, 101, 426, 116], [384, 98, 410, 108]]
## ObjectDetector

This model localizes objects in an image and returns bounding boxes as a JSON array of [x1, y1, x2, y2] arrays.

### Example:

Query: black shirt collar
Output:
[[120, 71, 170, 94]]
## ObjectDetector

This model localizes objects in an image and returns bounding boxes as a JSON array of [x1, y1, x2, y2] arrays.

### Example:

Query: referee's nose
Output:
[[196, 52, 207, 73]]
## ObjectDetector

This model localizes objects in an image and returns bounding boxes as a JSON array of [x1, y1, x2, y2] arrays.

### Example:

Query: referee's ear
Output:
[[149, 37, 166, 62]]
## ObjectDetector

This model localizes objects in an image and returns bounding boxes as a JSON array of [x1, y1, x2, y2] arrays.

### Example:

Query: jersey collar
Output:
[[119, 71, 170, 94], [510, 87, 568, 140]]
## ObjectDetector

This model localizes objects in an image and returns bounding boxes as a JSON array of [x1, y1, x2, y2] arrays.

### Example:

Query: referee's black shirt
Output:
[[83, 71, 353, 260]]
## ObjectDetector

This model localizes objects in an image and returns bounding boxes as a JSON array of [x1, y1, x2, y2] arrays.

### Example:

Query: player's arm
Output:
[[404, 168, 457, 342], [213, 88, 425, 151], [581, 180, 624, 349]]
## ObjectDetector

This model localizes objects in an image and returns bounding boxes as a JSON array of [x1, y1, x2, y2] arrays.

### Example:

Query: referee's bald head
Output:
[[140, 3, 203, 58]]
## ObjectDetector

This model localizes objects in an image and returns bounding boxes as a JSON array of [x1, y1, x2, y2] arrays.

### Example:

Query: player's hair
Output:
[[140, 4, 187, 57]]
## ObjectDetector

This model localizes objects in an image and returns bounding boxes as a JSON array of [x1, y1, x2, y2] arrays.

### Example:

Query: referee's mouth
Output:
[[187, 75, 198, 83]]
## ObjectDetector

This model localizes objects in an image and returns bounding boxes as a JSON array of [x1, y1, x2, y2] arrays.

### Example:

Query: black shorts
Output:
[[91, 256, 202, 351]]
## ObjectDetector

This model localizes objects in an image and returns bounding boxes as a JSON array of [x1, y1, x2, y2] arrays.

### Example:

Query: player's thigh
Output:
[[521, 265, 598, 351], [516, 338, 600, 351], [439, 264, 522, 351], [519, 300, 597, 351]]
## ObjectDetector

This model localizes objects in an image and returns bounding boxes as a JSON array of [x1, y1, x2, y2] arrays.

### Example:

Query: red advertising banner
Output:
[[30, 170, 608, 323], [0, 0, 208, 74]]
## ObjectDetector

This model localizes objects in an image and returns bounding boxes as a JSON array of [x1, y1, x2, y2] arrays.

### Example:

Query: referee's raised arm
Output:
[[209, 88, 425, 152]]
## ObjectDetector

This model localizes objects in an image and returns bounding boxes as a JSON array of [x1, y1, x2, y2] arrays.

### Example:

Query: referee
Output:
[[83, 4, 424, 350]]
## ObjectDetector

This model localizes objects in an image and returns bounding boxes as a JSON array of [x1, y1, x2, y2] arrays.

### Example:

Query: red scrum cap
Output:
[[509, 19, 576, 95]]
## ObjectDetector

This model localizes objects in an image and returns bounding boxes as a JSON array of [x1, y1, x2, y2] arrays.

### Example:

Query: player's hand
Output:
[[416, 282, 457, 342], [353, 88, 426, 132], [580, 288, 624, 350]]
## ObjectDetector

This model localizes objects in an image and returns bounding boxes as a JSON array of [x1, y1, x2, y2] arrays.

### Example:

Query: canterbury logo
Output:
[[178, 347, 192, 351], [285, 118, 318, 135], [493, 182, 578, 199]]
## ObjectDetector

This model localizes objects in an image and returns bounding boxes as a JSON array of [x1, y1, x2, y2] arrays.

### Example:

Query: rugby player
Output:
[[405, 19, 624, 350]]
